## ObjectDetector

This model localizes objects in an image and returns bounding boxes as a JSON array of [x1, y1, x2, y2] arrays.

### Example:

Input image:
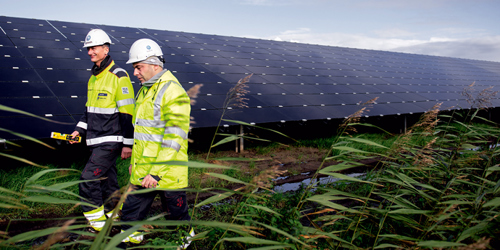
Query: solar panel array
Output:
[[2, 15, 500, 140]]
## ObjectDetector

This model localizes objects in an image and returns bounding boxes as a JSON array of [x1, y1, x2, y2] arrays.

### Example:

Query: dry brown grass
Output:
[[339, 97, 379, 136]]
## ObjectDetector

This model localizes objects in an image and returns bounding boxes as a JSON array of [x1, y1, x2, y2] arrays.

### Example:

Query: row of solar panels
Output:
[[1, 15, 500, 140], [2, 17, 499, 73]]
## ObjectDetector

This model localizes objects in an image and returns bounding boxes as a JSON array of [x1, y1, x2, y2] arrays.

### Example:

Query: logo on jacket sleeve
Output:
[[122, 87, 129, 94], [97, 93, 108, 100]]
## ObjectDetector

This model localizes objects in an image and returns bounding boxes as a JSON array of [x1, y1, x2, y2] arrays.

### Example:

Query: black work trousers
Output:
[[79, 144, 121, 213], [121, 187, 191, 231]]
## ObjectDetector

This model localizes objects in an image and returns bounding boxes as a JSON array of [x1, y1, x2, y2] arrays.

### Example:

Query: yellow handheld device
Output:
[[50, 132, 81, 143]]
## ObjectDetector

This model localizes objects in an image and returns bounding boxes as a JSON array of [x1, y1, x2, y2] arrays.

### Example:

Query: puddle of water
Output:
[[274, 176, 289, 181], [467, 143, 499, 152], [196, 172, 366, 210], [273, 173, 366, 193]]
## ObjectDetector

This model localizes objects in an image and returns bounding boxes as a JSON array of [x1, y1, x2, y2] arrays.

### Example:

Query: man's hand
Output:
[[69, 131, 80, 144], [129, 164, 132, 175], [121, 147, 132, 159], [141, 174, 158, 189]]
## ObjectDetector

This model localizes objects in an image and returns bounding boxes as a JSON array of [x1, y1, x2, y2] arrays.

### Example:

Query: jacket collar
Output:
[[142, 69, 168, 87], [91, 55, 112, 76]]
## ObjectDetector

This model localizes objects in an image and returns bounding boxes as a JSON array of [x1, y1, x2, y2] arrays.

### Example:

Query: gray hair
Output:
[[140, 56, 164, 68]]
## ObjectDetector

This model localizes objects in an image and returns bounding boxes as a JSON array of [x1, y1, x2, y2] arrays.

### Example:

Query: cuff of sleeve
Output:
[[75, 127, 86, 136], [151, 175, 161, 182], [76, 121, 87, 130], [123, 138, 134, 145]]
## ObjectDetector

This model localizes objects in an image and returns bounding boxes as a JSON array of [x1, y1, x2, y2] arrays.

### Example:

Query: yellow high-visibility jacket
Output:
[[75, 56, 135, 147], [130, 69, 191, 189]]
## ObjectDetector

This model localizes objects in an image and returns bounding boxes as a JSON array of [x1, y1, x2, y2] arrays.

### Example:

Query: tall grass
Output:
[[1, 85, 500, 249]]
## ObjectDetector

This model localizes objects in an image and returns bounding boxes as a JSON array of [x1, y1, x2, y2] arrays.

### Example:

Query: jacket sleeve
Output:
[[115, 75, 135, 147], [75, 108, 88, 136], [149, 83, 191, 178]]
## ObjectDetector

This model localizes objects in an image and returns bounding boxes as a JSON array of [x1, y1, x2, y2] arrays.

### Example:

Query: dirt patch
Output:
[[200, 145, 328, 182]]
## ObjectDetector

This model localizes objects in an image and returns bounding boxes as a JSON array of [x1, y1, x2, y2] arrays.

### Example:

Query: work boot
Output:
[[83, 206, 106, 232], [179, 228, 195, 249], [106, 203, 123, 221], [121, 230, 144, 244]]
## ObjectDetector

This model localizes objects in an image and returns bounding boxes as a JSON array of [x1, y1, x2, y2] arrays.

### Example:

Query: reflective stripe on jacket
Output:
[[130, 70, 191, 189], [75, 57, 135, 147]]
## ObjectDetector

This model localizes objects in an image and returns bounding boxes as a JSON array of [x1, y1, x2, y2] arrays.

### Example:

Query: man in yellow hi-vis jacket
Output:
[[70, 29, 135, 232], [120, 38, 193, 248]]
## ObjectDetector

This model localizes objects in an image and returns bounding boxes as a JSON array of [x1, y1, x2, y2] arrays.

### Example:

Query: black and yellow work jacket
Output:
[[75, 56, 135, 147]]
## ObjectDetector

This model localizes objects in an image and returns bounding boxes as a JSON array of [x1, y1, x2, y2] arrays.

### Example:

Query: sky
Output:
[[2, 0, 500, 62]]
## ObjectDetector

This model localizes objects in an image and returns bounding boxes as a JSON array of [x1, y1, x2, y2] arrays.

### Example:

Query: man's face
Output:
[[133, 62, 156, 83], [87, 45, 109, 66]]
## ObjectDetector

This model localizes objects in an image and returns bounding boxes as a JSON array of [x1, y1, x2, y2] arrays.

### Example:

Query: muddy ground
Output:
[[0, 145, 373, 237]]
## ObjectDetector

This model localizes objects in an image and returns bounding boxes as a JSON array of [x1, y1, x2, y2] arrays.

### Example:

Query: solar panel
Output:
[[226, 107, 292, 124], [1, 15, 500, 141], [0, 97, 70, 117]]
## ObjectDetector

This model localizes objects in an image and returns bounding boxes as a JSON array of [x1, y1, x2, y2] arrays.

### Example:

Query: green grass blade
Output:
[[330, 146, 373, 155], [0, 203, 28, 209], [377, 234, 419, 242], [374, 243, 402, 249], [320, 172, 380, 186], [347, 122, 393, 135], [22, 195, 98, 208], [102, 223, 146, 250], [319, 162, 364, 173], [0, 152, 46, 168], [388, 209, 430, 215], [195, 191, 234, 208], [483, 197, 500, 208], [246, 246, 292, 250], [0, 104, 70, 124], [0, 128, 55, 149], [417, 240, 466, 248], [322, 188, 376, 201], [223, 236, 292, 245], [0, 186, 26, 197], [344, 137, 389, 149], [4, 224, 85, 244], [247, 204, 282, 217], [236, 218, 308, 247], [214, 157, 268, 161], [217, 133, 274, 143], [307, 195, 358, 213], [144, 160, 233, 169], [205, 172, 249, 185], [211, 134, 240, 148], [25, 168, 79, 186], [222, 119, 297, 142], [457, 222, 488, 242], [46, 178, 95, 190], [486, 165, 500, 177]]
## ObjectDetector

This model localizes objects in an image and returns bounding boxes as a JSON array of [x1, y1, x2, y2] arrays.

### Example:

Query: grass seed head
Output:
[[187, 84, 203, 106], [186, 84, 203, 138], [462, 82, 498, 109], [339, 97, 378, 135], [225, 74, 252, 110]]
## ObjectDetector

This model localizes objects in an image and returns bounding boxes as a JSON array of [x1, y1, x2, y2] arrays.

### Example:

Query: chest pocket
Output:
[[90, 85, 116, 109]]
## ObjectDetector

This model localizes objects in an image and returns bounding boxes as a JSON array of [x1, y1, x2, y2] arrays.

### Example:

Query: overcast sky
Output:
[[2, 0, 499, 62]]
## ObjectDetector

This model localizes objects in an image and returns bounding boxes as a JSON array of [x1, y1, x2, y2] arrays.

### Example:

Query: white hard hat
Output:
[[83, 29, 112, 48], [127, 38, 163, 64]]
